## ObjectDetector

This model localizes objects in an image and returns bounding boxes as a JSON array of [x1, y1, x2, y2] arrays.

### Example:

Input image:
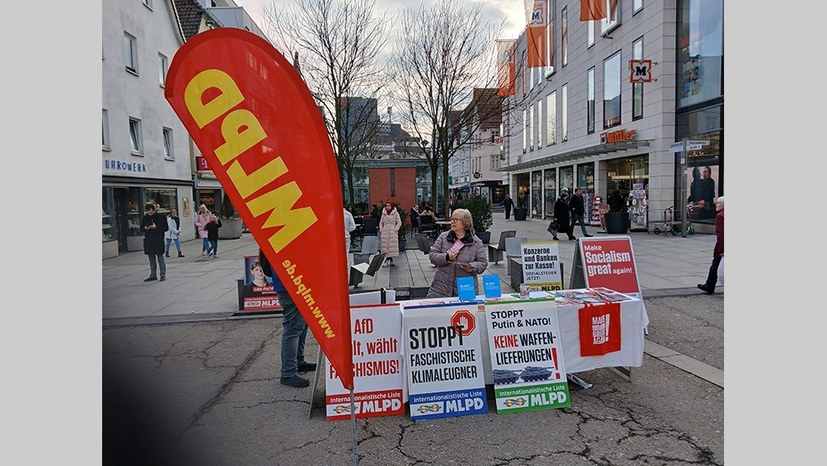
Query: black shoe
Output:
[[165, 253, 170, 257], [552, 237, 559, 241], [144, 277, 157, 282], [178, 252, 185, 257], [585, 234, 594, 237], [159, 277, 166, 282], [569, 236, 577, 241], [297, 362, 317, 373], [697, 284, 714, 294], [280, 375, 310, 388]]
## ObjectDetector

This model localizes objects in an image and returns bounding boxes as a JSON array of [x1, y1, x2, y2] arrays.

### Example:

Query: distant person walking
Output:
[[698, 196, 724, 294], [501, 194, 514, 220], [164, 208, 184, 258], [194, 204, 212, 256], [553, 192, 575, 241], [569, 188, 592, 238], [140, 203, 168, 282], [204, 211, 222, 259]]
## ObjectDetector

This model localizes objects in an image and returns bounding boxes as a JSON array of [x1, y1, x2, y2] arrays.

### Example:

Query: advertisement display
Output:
[[236, 255, 282, 313], [570, 237, 642, 300], [325, 303, 405, 421], [403, 303, 488, 421], [485, 299, 570, 414], [520, 242, 563, 291]]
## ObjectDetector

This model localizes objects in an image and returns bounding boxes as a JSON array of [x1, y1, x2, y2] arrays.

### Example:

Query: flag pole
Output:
[[350, 389, 358, 465]]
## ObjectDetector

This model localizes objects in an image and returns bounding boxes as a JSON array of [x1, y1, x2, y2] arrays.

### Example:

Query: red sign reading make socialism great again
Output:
[[578, 237, 641, 298], [164, 29, 353, 389]]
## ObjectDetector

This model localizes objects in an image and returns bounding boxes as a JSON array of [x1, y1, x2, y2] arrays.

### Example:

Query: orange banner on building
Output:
[[164, 29, 354, 389], [496, 39, 516, 97], [526, 0, 547, 68]]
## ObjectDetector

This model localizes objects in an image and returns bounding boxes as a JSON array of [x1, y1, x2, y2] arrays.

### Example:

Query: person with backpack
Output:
[[204, 211, 222, 259]]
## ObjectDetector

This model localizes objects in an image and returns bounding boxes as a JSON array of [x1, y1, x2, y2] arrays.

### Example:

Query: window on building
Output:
[[522, 109, 527, 153], [159, 53, 168, 87], [521, 50, 527, 97], [633, 0, 643, 14], [587, 19, 595, 48], [129, 117, 143, 154], [546, 91, 556, 146], [600, 0, 619, 35], [677, 0, 723, 108], [561, 84, 568, 142], [529, 103, 534, 151], [561, 6, 568, 67], [587, 67, 595, 133], [535, 98, 542, 149], [123, 32, 138, 73], [102, 109, 110, 150], [603, 52, 621, 128], [163, 127, 174, 159], [632, 38, 644, 120]]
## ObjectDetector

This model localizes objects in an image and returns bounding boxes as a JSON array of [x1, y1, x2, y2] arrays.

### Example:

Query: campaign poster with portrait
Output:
[[403, 302, 488, 421], [325, 303, 405, 421], [486, 299, 570, 414], [236, 255, 282, 313], [686, 163, 720, 221]]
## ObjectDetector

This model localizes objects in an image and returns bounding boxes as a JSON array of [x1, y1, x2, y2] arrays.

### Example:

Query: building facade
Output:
[[102, 0, 269, 258], [499, 0, 723, 232]]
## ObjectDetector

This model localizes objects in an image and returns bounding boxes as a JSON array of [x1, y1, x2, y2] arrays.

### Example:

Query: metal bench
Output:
[[487, 230, 516, 264], [504, 236, 527, 276], [349, 251, 386, 288]]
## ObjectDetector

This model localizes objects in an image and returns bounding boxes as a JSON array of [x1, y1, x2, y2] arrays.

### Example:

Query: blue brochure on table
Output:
[[456, 276, 476, 301], [483, 275, 501, 298]]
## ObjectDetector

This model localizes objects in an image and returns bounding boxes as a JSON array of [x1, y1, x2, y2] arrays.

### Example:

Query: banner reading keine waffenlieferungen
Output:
[[164, 29, 353, 389]]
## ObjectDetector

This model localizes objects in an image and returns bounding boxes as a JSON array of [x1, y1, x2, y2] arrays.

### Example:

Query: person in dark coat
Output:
[[553, 192, 575, 241], [140, 203, 169, 282], [569, 187, 592, 238], [501, 194, 514, 220], [204, 211, 222, 259], [698, 196, 724, 294]]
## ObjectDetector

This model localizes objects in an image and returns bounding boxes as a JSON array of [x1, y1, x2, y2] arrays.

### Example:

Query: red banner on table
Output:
[[578, 302, 622, 356], [164, 29, 353, 389]]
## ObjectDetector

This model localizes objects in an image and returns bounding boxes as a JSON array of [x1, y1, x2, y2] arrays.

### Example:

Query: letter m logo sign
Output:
[[629, 59, 653, 83]]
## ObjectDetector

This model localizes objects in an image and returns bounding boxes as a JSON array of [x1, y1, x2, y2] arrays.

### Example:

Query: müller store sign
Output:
[[600, 129, 637, 144]]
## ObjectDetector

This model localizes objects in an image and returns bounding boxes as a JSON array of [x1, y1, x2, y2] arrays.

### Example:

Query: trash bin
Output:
[[514, 208, 528, 221]]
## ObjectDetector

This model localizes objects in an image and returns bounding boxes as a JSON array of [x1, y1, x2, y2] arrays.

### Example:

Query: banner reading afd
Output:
[[164, 29, 353, 389]]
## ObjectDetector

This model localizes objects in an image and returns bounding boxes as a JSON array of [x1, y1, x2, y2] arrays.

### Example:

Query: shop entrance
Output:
[[606, 156, 649, 230]]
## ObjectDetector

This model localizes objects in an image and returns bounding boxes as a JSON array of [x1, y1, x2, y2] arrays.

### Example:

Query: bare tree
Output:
[[261, 0, 391, 205], [391, 0, 504, 218]]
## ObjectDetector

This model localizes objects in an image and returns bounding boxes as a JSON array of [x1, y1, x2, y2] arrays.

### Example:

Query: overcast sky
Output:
[[235, 0, 527, 40]]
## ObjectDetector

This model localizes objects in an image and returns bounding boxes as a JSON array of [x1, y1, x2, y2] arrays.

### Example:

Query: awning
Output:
[[495, 140, 651, 172]]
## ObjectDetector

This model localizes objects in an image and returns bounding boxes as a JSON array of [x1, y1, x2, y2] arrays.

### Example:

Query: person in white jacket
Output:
[[344, 206, 357, 269], [164, 208, 184, 258]]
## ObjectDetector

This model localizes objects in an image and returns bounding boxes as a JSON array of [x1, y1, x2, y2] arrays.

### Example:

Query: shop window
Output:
[[531, 171, 543, 217], [543, 168, 557, 218], [144, 188, 177, 215]]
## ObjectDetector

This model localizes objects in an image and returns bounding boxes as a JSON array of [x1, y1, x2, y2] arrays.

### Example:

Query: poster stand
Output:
[[569, 237, 645, 383]]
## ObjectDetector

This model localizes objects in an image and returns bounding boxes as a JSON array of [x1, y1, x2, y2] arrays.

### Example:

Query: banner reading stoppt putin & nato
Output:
[[164, 29, 353, 389]]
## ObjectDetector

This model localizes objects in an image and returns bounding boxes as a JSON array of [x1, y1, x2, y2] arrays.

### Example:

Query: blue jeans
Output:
[[571, 214, 589, 236], [165, 237, 181, 254], [278, 290, 309, 379], [207, 239, 218, 256], [201, 237, 210, 253]]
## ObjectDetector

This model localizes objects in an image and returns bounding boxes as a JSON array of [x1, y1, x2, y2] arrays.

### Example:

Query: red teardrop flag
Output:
[[164, 28, 353, 389]]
